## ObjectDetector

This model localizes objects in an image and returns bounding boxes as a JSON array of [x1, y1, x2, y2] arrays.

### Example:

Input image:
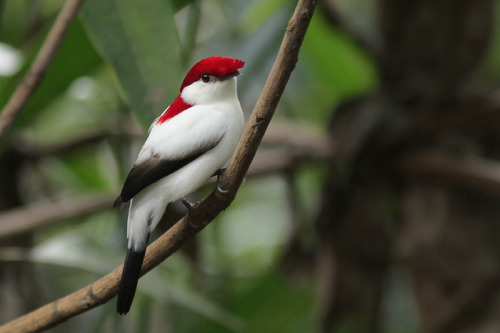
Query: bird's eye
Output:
[[201, 74, 210, 83]]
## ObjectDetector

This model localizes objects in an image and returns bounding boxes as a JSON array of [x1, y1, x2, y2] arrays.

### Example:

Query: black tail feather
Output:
[[117, 248, 146, 315]]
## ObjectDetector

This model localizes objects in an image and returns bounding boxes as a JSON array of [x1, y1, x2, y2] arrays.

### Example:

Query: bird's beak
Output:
[[219, 70, 241, 81]]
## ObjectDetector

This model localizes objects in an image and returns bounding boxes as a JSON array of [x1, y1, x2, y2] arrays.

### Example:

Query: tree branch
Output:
[[16, 132, 109, 159], [0, 0, 85, 144], [0, 194, 114, 241], [394, 150, 500, 198], [0, 0, 319, 331]]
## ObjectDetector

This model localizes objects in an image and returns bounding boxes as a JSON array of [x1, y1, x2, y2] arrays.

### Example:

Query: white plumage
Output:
[[127, 78, 244, 252]]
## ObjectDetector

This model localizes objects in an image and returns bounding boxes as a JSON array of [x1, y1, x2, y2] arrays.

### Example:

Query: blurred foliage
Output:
[[81, 0, 182, 129], [0, 0, 382, 332]]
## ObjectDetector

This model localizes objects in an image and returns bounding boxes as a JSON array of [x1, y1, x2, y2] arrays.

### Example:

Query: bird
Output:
[[114, 56, 245, 315]]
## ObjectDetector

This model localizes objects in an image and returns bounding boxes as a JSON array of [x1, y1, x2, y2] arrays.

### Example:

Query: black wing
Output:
[[113, 137, 222, 207]]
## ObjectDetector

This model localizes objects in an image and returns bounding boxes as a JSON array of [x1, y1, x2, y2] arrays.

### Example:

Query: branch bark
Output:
[[0, 0, 85, 144], [0, 194, 114, 241], [0, 0, 318, 331], [394, 150, 500, 199]]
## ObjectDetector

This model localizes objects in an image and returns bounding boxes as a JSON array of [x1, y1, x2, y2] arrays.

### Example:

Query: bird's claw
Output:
[[181, 199, 199, 216], [181, 199, 200, 228], [215, 168, 228, 193], [217, 185, 229, 193]]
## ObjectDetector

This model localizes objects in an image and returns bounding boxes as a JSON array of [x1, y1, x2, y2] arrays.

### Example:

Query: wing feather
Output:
[[113, 134, 223, 207]]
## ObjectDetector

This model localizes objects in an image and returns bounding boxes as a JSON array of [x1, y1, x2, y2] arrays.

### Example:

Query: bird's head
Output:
[[180, 56, 245, 105]]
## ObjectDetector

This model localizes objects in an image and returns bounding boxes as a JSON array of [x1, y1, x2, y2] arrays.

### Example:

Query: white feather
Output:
[[127, 77, 244, 251]]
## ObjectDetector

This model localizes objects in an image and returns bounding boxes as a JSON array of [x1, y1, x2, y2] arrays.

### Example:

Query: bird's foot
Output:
[[181, 199, 199, 215], [214, 168, 228, 193], [181, 199, 199, 227]]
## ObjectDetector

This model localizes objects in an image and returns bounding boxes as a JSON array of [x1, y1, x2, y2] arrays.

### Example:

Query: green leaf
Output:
[[302, 13, 378, 102], [172, 0, 198, 12], [81, 0, 183, 130]]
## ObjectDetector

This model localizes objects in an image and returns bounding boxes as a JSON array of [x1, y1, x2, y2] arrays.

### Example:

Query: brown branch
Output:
[[0, 0, 319, 331], [16, 132, 108, 159], [0, 194, 114, 241], [394, 150, 500, 198], [0, 0, 86, 144]]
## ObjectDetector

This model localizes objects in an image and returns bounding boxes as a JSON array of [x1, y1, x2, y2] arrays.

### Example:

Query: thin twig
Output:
[[0, 194, 115, 241], [0, 0, 318, 331], [16, 132, 108, 159], [0, 0, 86, 144]]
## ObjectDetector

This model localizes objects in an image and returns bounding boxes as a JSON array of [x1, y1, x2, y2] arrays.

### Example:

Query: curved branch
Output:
[[0, 0, 86, 144], [0, 0, 319, 331]]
